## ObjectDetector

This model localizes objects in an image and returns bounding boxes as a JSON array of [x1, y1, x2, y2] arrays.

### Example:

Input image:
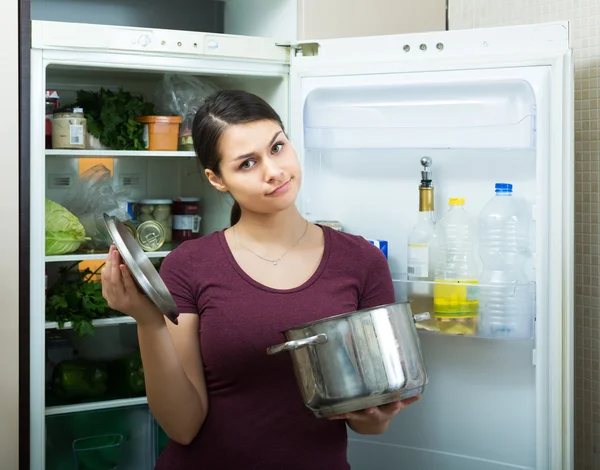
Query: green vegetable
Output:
[[72, 88, 155, 150], [45, 199, 89, 256], [108, 352, 146, 397], [52, 360, 108, 399], [46, 264, 122, 336]]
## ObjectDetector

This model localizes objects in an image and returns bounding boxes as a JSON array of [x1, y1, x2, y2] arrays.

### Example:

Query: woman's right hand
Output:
[[101, 245, 165, 325]]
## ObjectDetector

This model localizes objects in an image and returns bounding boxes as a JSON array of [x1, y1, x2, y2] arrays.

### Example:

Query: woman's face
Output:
[[206, 119, 301, 217]]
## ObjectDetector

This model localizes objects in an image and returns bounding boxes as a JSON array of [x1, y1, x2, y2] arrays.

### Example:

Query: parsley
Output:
[[46, 263, 123, 336], [72, 88, 155, 150]]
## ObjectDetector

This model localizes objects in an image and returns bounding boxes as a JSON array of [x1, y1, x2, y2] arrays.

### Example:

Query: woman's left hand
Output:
[[327, 396, 421, 434]]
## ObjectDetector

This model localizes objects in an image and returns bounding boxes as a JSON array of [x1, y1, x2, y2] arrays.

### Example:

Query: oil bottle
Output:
[[407, 157, 438, 331]]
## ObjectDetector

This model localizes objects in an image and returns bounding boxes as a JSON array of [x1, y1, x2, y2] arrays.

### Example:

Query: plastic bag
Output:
[[156, 74, 220, 150], [63, 164, 131, 250]]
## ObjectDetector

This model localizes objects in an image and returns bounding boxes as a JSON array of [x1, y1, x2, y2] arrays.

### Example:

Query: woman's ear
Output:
[[205, 169, 228, 192]]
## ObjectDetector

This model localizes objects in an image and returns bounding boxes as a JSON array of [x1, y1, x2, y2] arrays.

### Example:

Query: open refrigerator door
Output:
[[289, 22, 573, 470]]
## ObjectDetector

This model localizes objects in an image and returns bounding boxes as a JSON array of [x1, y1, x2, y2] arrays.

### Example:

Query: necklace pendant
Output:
[[273, 260, 278, 266]]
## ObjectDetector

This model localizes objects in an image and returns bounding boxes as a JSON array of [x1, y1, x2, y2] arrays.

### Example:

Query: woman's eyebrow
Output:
[[232, 131, 283, 162]]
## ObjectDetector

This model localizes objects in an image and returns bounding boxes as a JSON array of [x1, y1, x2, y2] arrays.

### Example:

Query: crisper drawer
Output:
[[46, 405, 155, 470]]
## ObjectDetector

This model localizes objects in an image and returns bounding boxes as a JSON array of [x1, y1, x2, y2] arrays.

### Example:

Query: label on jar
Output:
[[142, 124, 149, 149], [69, 124, 84, 146], [407, 243, 429, 278], [173, 215, 201, 233]]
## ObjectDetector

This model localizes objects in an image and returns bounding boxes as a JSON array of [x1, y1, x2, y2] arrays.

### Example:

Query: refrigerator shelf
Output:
[[46, 150, 196, 158], [303, 79, 537, 150], [45, 243, 176, 263], [45, 316, 136, 330], [45, 396, 148, 416], [392, 275, 536, 340]]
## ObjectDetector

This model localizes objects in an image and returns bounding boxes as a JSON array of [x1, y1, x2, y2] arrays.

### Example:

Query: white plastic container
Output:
[[478, 183, 532, 338]]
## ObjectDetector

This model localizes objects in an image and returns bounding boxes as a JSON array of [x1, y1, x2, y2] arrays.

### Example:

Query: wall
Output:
[[0, 0, 21, 467], [449, 1, 598, 469], [224, 0, 298, 39], [297, 0, 446, 40]]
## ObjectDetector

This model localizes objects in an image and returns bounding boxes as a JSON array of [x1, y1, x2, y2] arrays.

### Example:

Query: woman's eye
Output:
[[272, 142, 284, 154], [240, 159, 256, 170]]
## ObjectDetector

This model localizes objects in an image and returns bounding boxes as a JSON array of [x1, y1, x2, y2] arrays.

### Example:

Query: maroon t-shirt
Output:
[[155, 226, 395, 470]]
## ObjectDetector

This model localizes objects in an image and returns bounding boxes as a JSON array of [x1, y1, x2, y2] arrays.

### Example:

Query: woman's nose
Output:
[[263, 157, 284, 180]]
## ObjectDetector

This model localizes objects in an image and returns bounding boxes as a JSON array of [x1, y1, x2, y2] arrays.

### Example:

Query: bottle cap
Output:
[[449, 197, 465, 206], [495, 183, 513, 193]]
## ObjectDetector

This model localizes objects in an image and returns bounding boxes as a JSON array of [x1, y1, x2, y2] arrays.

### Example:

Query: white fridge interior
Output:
[[32, 20, 572, 470]]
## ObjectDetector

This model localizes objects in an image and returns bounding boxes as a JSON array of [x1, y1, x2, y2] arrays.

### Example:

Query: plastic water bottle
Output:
[[433, 198, 479, 335], [478, 183, 532, 338]]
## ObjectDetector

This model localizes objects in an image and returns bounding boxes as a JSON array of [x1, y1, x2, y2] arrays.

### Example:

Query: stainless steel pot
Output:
[[267, 302, 429, 418]]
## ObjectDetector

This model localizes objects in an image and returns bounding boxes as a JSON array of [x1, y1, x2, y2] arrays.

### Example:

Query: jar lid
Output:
[[173, 197, 200, 202], [140, 199, 173, 205], [53, 106, 84, 114]]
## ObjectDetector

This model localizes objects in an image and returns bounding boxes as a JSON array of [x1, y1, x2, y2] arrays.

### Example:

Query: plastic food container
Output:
[[136, 115, 183, 151], [72, 433, 123, 470], [52, 107, 87, 149], [138, 199, 172, 243], [172, 197, 202, 242]]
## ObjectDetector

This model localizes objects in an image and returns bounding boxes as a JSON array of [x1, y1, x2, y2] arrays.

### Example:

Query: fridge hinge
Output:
[[276, 42, 320, 57]]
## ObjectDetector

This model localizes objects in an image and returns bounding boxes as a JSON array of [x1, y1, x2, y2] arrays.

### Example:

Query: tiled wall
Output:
[[449, 1, 599, 468]]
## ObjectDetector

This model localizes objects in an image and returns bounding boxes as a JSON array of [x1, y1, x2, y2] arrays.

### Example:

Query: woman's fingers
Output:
[[102, 246, 113, 283], [120, 263, 138, 292], [110, 249, 126, 298]]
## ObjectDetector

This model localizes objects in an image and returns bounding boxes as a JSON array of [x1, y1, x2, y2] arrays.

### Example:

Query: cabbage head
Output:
[[45, 199, 89, 255]]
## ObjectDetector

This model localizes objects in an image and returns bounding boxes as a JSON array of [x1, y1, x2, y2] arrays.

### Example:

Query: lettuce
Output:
[[45, 199, 89, 255]]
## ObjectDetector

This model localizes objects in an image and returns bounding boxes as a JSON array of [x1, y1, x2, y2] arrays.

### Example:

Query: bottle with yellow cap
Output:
[[433, 197, 479, 335]]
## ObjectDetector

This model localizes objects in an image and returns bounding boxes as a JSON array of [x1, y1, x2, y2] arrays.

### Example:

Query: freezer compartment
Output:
[[46, 405, 155, 470], [392, 275, 536, 340], [303, 79, 537, 150]]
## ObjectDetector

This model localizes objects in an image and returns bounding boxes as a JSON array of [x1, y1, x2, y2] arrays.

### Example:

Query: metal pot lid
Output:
[[103, 213, 179, 325]]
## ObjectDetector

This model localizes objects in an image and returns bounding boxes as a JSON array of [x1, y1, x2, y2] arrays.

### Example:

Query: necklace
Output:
[[232, 220, 309, 266]]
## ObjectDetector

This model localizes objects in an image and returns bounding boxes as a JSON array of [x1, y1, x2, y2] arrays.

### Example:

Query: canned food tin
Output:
[[122, 220, 137, 238], [136, 220, 166, 252]]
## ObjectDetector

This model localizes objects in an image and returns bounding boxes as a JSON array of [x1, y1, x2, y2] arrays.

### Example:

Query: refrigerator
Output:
[[30, 19, 574, 470]]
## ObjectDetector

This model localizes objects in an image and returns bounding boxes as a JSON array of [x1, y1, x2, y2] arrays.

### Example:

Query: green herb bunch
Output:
[[73, 88, 155, 150], [46, 263, 122, 336]]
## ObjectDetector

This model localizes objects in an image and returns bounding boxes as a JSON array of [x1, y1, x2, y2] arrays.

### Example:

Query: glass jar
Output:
[[52, 107, 87, 150], [172, 198, 202, 242], [138, 199, 173, 243]]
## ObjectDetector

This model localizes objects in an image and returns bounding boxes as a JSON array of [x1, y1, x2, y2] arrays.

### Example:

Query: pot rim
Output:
[[280, 300, 411, 333]]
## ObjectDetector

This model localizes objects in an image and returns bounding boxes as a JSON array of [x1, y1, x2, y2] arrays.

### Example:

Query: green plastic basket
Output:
[[72, 433, 123, 470]]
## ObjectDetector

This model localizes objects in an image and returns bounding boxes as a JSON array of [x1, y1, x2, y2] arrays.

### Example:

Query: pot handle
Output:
[[267, 333, 328, 356], [413, 312, 431, 323]]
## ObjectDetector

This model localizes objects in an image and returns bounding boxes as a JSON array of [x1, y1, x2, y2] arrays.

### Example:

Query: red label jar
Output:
[[172, 197, 202, 242]]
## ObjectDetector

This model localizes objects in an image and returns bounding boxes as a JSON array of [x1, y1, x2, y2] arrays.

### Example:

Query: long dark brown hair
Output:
[[192, 90, 285, 226]]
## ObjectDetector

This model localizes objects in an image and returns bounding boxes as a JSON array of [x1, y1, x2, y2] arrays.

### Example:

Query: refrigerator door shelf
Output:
[[303, 79, 537, 150]]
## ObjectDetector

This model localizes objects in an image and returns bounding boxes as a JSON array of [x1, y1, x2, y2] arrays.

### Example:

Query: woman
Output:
[[101, 90, 420, 469]]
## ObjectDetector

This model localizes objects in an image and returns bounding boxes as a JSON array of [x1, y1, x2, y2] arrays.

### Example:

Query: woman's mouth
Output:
[[268, 179, 291, 196]]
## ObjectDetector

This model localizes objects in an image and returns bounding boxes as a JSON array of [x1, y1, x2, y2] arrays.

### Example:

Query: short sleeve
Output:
[[159, 242, 199, 314], [358, 243, 395, 310]]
